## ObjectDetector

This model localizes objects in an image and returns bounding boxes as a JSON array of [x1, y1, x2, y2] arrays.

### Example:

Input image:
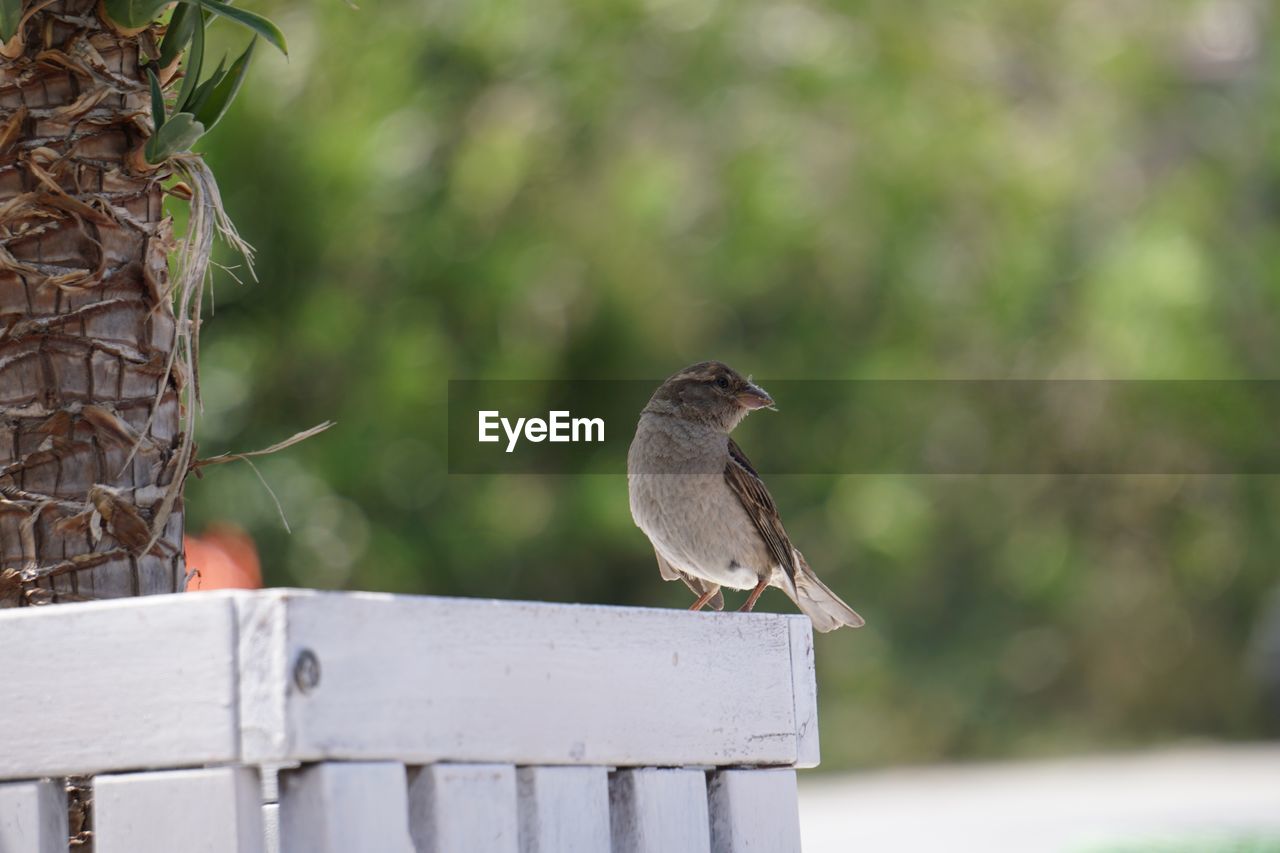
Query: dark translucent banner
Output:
[[447, 380, 1280, 474]]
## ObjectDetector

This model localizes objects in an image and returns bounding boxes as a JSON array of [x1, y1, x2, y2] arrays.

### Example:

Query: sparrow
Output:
[[627, 361, 864, 632]]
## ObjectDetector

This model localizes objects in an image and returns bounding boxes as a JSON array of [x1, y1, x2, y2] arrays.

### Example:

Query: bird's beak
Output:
[[736, 382, 776, 411]]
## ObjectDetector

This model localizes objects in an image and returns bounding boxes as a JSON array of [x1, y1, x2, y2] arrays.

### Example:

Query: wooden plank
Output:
[[0, 593, 241, 779], [608, 768, 711, 853], [707, 769, 801, 853], [238, 594, 291, 763], [94, 767, 264, 853], [238, 589, 804, 767], [0, 779, 67, 853], [515, 766, 610, 853], [407, 763, 518, 853], [277, 761, 413, 853], [0, 589, 817, 777], [787, 618, 821, 768]]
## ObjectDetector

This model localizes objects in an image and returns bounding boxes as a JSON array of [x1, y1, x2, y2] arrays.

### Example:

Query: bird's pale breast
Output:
[[627, 415, 771, 590]]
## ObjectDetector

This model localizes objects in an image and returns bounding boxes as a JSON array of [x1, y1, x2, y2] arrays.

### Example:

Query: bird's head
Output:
[[643, 361, 775, 431]]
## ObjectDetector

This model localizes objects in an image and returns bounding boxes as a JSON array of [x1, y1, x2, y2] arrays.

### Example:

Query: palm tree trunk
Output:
[[0, 0, 186, 606]]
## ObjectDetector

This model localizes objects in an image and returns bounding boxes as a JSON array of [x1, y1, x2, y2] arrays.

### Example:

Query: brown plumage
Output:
[[627, 361, 864, 631]]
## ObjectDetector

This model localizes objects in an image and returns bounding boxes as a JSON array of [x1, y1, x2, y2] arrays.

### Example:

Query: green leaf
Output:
[[104, 0, 285, 56], [192, 39, 255, 132], [0, 0, 22, 43], [174, 4, 205, 114], [147, 67, 166, 131], [186, 54, 228, 120], [176, 0, 286, 56], [144, 112, 205, 163], [102, 0, 169, 29], [157, 2, 200, 69]]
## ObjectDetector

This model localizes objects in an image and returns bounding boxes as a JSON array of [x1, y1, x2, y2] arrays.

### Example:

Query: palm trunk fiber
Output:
[[0, 0, 186, 606]]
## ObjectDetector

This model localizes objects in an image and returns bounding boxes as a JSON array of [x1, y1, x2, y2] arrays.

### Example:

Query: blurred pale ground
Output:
[[184, 0, 1280, 802], [799, 744, 1280, 852]]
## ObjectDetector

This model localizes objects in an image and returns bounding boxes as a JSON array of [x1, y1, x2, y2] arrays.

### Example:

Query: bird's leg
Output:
[[738, 577, 770, 613], [689, 588, 719, 611]]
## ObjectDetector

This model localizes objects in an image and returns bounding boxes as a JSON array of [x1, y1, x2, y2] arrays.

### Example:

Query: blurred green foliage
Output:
[[188, 0, 1280, 769]]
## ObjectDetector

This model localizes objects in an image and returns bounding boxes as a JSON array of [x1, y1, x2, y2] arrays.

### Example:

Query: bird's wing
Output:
[[724, 437, 797, 583], [653, 548, 681, 581], [654, 548, 724, 610]]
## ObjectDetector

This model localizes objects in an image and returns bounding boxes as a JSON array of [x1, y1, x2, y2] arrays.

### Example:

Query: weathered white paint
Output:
[[94, 767, 263, 853], [263, 804, 279, 853], [238, 593, 292, 763], [237, 589, 810, 767], [0, 779, 67, 853], [261, 765, 283, 853], [787, 618, 821, 769], [260, 764, 284, 804], [609, 768, 712, 853], [516, 766, 611, 853], [407, 763, 519, 853], [0, 589, 819, 786], [707, 769, 802, 853], [278, 761, 413, 853], [0, 594, 240, 780]]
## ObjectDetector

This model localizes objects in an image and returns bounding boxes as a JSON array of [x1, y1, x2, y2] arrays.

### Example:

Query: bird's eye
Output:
[[714, 376, 730, 390]]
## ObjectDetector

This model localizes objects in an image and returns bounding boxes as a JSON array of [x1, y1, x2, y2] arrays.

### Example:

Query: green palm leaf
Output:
[[0, 0, 22, 42], [176, 0, 286, 55]]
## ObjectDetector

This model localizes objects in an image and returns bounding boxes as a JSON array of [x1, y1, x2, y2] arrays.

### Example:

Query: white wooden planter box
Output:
[[0, 589, 819, 852]]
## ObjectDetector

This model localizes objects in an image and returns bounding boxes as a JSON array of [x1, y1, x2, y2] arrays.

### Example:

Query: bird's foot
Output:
[[689, 588, 719, 611], [737, 578, 769, 612]]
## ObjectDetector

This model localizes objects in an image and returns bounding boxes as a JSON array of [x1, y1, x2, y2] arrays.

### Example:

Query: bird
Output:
[[627, 361, 864, 632]]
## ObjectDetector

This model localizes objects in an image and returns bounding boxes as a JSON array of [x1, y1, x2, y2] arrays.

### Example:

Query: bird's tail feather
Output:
[[784, 551, 864, 632]]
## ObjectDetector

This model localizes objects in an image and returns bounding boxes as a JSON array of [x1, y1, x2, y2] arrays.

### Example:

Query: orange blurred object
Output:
[[184, 523, 262, 590]]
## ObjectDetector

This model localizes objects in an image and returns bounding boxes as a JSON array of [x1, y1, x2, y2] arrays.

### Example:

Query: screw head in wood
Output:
[[293, 649, 321, 693]]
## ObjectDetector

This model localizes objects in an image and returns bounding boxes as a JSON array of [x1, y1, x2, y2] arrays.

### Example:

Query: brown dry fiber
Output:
[[0, 0, 185, 605]]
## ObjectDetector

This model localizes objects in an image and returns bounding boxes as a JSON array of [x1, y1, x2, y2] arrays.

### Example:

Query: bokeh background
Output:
[[187, 0, 1279, 771]]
